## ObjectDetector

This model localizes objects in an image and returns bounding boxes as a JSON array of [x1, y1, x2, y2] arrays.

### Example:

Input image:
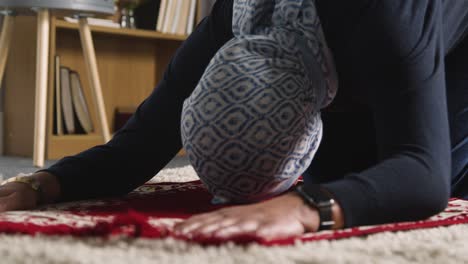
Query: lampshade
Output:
[[0, 0, 114, 15]]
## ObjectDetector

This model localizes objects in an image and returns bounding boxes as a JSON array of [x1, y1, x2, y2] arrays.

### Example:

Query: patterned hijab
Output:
[[181, 0, 338, 204]]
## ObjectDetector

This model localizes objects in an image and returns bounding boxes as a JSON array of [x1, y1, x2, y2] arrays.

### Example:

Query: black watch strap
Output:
[[295, 184, 335, 231]]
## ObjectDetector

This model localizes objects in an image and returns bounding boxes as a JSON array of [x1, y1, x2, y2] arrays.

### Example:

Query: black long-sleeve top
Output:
[[41, 0, 468, 228]]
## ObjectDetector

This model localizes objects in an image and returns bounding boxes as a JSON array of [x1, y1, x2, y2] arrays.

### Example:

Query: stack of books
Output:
[[54, 56, 94, 135], [156, 0, 198, 35], [143, 0, 216, 35]]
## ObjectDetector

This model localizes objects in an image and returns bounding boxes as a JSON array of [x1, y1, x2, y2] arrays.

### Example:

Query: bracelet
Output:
[[1, 173, 43, 204]]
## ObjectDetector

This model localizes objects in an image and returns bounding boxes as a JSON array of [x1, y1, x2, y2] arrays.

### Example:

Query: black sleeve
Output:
[[38, 0, 234, 201], [315, 0, 453, 227]]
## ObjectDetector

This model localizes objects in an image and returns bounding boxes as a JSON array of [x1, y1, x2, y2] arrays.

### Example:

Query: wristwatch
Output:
[[1, 173, 42, 203], [294, 184, 335, 231]]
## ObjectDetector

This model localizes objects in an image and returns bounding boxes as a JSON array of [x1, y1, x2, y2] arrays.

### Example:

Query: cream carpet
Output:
[[1, 166, 467, 264]]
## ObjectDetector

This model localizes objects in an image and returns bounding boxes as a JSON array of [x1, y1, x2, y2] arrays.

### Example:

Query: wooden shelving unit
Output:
[[55, 20, 187, 41], [4, 17, 186, 159]]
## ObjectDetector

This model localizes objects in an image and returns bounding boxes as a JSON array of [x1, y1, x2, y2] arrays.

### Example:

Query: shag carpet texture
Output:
[[0, 166, 467, 263]]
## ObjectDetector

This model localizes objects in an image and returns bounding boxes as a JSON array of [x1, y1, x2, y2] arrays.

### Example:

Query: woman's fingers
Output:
[[0, 197, 9, 212], [0, 194, 19, 212], [0, 183, 39, 212], [0, 188, 14, 197], [0, 188, 15, 212], [191, 217, 239, 237], [172, 193, 315, 241], [212, 220, 260, 239], [174, 212, 225, 234]]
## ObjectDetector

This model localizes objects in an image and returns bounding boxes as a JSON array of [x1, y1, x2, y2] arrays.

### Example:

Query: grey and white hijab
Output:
[[181, 0, 338, 204]]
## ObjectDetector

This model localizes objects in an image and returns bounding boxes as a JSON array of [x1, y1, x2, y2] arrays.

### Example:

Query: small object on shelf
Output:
[[115, 0, 145, 29], [120, 7, 136, 28], [63, 16, 120, 28]]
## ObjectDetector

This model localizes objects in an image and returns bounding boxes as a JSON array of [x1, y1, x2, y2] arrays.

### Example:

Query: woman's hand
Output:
[[173, 192, 320, 241], [0, 172, 61, 212], [0, 181, 39, 212]]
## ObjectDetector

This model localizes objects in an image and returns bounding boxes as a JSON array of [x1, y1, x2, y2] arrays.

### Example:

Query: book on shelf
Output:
[[60, 67, 75, 134], [55, 65, 94, 135], [153, 0, 215, 35], [176, 0, 191, 35], [156, 0, 168, 32], [186, 0, 198, 35], [170, 0, 184, 34], [162, 0, 177, 33], [54, 56, 64, 135], [70, 71, 94, 134]]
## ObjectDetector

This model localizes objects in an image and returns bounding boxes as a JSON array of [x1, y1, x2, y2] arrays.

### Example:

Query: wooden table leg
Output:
[[78, 17, 111, 143], [33, 9, 50, 168], [0, 14, 15, 90]]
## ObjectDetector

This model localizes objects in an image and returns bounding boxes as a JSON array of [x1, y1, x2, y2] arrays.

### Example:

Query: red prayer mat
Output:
[[0, 180, 468, 246]]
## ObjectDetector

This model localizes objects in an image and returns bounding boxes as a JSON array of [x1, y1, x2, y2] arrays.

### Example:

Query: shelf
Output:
[[3, 16, 185, 159], [50, 134, 102, 140], [48, 134, 104, 159], [47, 134, 186, 158], [55, 20, 187, 42]]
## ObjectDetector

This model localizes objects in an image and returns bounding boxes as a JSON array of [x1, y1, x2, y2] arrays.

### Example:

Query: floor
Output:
[[0, 155, 190, 181], [1, 156, 468, 263]]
